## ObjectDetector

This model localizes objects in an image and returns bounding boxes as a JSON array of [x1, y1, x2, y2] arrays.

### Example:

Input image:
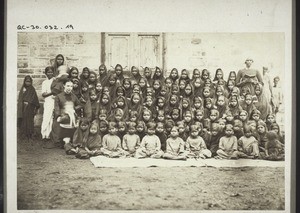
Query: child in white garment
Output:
[[135, 122, 164, 159], [122, 122, 140, 157], [163, 126, 188, 160], [186, 125, 212, 159]]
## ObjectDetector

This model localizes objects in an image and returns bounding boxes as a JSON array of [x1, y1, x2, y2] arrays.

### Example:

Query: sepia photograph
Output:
[[16, 32, 286, 210], [5, 0, 293, 212]]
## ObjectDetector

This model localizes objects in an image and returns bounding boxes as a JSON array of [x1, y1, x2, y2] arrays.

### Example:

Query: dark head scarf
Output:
[[17, 75, 40, 118]]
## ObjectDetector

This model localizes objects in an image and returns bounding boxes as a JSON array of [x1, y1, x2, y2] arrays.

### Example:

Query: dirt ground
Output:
[[17, 134, 285, 210]]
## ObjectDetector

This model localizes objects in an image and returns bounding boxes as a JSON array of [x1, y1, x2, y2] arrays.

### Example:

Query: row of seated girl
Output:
[[65, 112, 284, 161]]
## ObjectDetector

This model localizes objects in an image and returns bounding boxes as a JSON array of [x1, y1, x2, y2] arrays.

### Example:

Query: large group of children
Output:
[[17, 54, 285, 161]]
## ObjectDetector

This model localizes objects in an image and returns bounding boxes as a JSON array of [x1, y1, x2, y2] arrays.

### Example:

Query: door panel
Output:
[[104, 33, 162, 73], [106, 34, 130, 71], [138, 35, 160, 71]]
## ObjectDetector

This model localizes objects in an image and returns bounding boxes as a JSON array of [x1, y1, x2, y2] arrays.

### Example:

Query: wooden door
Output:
[[136, 33, 162, 74], [105, 33, 131, 71], [104, 33, 163, 73]]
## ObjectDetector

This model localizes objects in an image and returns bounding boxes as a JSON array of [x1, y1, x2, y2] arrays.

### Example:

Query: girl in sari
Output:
[[41, 67, 55, 140], [17, 75, 40, 140]]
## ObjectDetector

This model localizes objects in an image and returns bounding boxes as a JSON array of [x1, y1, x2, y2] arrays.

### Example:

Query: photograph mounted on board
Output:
[[16, 32, 286, 210]]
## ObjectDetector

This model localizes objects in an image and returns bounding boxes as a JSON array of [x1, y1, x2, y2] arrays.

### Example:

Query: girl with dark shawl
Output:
[[180, 97, 192, 119], [79, 67, 90, 85], [200, 69, 210, 85], [215, 95, 229, 119], [152, 79, 162, 98], [215, 85, 229, 101], [122, 78, 133, 100], [98, 93, 112, 116], [105, 73, 119, 101], [144, 67, 153, 87], [165, 94, 180, 119], [98, 64, 108, 85], [131, 66, 142, 84], [228, 95, 243, 119], [152, 66, 165, 83], [178, 79, 187, 98], [138, 77, 148, 98], [68, 67, 79, 80], [128, 92, 144, 116], [159, 85, 170, 102], [227, 71, 237, 85], [52, 54, 64, 77], [114, 64, 125, 83], [213, 68, 226, 87], [256, 120, 268, 154], [191, 68, 201, 81], [71, 78, 81, 99], [192, 77, 202, 97], [76, 121, 102, 159], [207, 123, 223, 156], [169, 68, 179, 84], [144, 95, 156, 115], [17, 75, 40, 139], [88, 71, 98, 90], [203, 98, 216, 120], [115, 85, 126, 98], [179, 69, 191, 84], [79, 80, 90, 105], [164, 77, 173, 93], [182, 82, 194, 103], [111, 96, 129, 120], [64, 118, 90, 155], [84, 90, 99, 122], [254, 84, 271, 120], [240, 93, 257, 117], [95, 81, 103, 99]]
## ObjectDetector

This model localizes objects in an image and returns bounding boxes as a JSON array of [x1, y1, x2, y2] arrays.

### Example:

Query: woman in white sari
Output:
[[41, 66, 55, 139]]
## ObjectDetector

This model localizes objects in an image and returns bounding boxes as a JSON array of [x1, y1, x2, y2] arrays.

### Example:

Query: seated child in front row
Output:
[[101, 123, 127, 158], [264, 131, 284, 161], [64, 118, 89, 155], [216, 124, 239, 159], [75, 121, 102, 159], [122, 122, 140, 157], [185, 125, 212, 159], [237, 125, 260, 159], [155, 122, 167, 152], [162, 126, 188, 160], [135, 122, 164, 159]]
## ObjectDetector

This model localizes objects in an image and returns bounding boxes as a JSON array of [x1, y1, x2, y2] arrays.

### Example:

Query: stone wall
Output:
[[164, 33, 284, 80], [17, 32, 101, 126], [17, 32, 101, 101]]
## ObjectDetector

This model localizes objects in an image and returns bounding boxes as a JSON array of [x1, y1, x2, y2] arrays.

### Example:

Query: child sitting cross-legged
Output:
[[264, 130, 284, 161], [122, 122, 140, 157], [135, 122, 164, 159], [100, 122, 127, 158], [186, 125, 212, 159], [216, 124, 239, 159], [237, 125, 260, 159], [162, 126, 188, 160], [75, 121, 102, 159]]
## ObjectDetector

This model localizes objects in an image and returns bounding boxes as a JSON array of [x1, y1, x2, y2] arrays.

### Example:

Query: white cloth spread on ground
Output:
[[90, 156, 285, 168]]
